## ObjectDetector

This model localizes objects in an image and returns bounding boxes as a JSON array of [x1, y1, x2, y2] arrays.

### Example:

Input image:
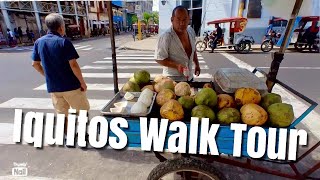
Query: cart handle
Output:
[[252, 68, 318, 128]]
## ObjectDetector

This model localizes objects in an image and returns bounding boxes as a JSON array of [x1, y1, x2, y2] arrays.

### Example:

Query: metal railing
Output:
[[5, 1, 33, 11], [4, 1, 87, 16], [61, 5, 75, 15], [77, 7, 86, 16], [37, 2, 58, 13]]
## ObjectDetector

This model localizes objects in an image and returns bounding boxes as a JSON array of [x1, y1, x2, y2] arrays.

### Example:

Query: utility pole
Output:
[[266, 0, 304, 92], [106, 1, 119, 93]]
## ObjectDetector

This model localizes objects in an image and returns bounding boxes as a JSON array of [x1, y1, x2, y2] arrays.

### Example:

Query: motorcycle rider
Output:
[[302, 22, 319, 45], [210, 23, 223, 53], [263, 19, 274, 41]]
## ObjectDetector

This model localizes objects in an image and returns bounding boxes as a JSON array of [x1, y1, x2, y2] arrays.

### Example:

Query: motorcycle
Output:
[[195, 31, 212, 53], [261, 31, 282, 52], [294, 34, 319, 53], [196, 17, 255, 54]]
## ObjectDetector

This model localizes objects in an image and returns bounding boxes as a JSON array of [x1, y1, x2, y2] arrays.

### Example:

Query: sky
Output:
[[152, 0, 159, 12]]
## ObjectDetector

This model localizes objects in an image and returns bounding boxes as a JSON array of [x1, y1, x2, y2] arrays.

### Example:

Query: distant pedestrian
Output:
[[116, 24, 120, 35], [30, 30, 35, 43], [7, 28, 14, 47], [26, 28, 32, 42], [31, 13, 90, 134], [18, 27, 23, 43], [14, 28, 21, 44]]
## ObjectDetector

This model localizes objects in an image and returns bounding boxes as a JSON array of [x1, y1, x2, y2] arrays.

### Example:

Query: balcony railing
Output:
[[77, 7, 86, 16], [61, 5, 75, 15], [5, 1, 33, 11], [37, 2, 59, 13]]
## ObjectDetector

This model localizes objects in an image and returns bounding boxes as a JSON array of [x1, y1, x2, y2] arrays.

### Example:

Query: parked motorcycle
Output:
[[195, 31, 212, 53], [261, 31, 281, 52]]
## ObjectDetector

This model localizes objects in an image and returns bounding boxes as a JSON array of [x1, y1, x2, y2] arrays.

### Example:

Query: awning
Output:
[[207, 17, 247, 25]]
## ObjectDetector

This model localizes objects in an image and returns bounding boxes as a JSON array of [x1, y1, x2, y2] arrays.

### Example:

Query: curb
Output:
[[117, 46, 155, 52]]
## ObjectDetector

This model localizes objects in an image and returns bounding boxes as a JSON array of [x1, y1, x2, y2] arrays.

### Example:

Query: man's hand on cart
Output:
[[177, 63, 186, 74]]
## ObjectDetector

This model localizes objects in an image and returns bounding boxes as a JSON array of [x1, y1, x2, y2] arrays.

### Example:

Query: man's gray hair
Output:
[[45, 13, 64, 32]]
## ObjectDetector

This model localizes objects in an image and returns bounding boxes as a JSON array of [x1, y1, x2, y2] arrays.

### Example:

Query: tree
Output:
[[151, 12, 159, 24], [142, 12, 152, 27], [131, 14, 138, 24]]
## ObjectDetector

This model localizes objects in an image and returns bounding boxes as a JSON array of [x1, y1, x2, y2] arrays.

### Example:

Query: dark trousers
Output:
[[210, 37, 221, 52]]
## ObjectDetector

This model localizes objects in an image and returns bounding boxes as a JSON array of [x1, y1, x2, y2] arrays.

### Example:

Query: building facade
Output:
[[125, 0, 153, 29], [159, 0, 319, 44], [0, 1, 89, 41], [87, 1, 109, 31]]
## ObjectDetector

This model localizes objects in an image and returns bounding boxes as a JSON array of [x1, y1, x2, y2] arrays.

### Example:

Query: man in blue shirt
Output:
[[31, 13, 89, 132]]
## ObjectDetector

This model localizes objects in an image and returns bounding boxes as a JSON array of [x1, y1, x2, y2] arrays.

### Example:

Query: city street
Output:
[[0, 35, 319, 179]]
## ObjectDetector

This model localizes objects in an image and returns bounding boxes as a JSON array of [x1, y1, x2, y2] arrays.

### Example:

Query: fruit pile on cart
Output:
[[101, 68, 318, 180], [102, 0, 319, 179]]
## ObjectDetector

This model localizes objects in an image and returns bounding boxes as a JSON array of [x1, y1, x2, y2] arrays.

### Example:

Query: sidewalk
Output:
[[118, 35, 158, 51]]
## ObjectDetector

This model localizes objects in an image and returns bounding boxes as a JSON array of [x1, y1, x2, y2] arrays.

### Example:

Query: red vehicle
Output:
[[66, 25, 82, 40], [196, 17, 255, 54], [149, 24, 158, 34], [292, 16, 319, 52]]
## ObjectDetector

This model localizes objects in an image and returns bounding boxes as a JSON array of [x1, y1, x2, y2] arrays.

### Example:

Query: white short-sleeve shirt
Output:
[[155, 26, 196, 81]]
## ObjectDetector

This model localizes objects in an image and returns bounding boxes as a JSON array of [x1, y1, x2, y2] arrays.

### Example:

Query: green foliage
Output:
[[151, 12, 159, 24], [131, 14, 138, 24], [143, 12, 152, 26]]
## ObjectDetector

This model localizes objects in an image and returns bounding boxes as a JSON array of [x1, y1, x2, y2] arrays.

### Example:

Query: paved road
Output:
[[0, 36, 319, 179]]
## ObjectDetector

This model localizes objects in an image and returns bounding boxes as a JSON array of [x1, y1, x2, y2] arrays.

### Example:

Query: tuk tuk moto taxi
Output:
[[260, 18, 288, 52], [274, 16, 319, 53], [66, 24, 82, 40], [291, 16, 319, 52], [196, 17, 255, 54]]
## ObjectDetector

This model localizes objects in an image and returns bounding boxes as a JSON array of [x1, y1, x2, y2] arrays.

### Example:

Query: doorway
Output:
[[191, 9, 202, 36]]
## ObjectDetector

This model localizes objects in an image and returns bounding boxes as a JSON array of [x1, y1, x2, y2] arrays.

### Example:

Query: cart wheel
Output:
[[196, 41, 207, 53], [261, 40, 273, 52], [309, 43, 320, 53], [147, 158, 226, 180], [236, 41, 251, 54], [294, 43, 307, 52]]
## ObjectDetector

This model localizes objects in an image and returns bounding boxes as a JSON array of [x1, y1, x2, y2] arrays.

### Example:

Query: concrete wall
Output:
[[200, 0, 233, 43], [158, 0, 177, 35], [241, 0, 272, 44], [158, 0, 320, 43], [313, 0, 320, 16]]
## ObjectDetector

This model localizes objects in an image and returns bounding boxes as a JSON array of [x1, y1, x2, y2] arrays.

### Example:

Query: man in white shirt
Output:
[[155, 6, 201, 81], [7, 28, 14, 46]]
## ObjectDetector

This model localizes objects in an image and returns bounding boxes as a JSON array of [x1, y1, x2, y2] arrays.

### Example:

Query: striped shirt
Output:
[[155, 26, 196, 81]]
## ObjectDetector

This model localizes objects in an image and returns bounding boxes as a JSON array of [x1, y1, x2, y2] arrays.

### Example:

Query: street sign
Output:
[[135, 5, 142, 20], [135, 5, 141, 11]]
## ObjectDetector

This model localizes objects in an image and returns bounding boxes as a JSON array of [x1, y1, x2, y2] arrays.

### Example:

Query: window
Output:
[[247, 0, 262, 18], [90, 1, 95, 7], [192, 0, 202, 8], [182, 0, 191, 9], [273, 20, 288, 27]]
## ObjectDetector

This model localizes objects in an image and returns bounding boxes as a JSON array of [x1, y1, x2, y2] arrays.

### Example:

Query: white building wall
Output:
[[201, 0, 233, 43], [159, 0, 233, 39], [158, 0, 177, 35], [241, 0, 272, 44], [159, 0, 320, 44], [313, 0, 320, 16]]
